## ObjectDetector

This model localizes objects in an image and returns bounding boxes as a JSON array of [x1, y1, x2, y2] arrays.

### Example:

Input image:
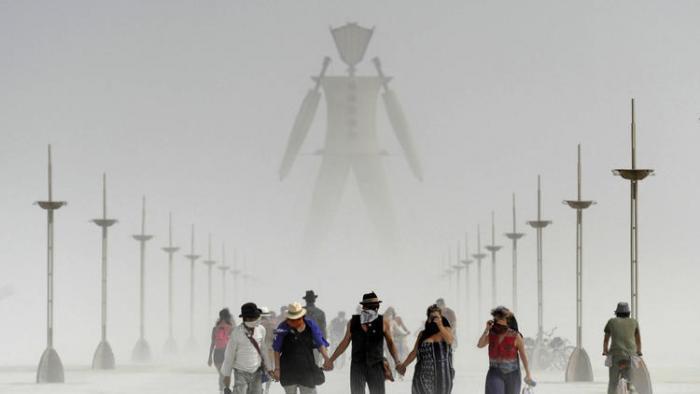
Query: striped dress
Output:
[[411, 341, 455, 394]]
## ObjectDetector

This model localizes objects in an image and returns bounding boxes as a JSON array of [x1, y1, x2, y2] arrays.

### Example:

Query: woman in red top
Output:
[[477, 307, 533, 394], [208, 308, 235, 392]]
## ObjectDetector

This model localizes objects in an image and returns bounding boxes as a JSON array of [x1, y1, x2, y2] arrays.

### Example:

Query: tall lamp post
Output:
[[91, 174, 118, 370], [36, 145, 67, 383], [564, 145, 595, 382], [526, 175, 552, 370], [613, 98, 654, 393], [132, 196, 154, 362]]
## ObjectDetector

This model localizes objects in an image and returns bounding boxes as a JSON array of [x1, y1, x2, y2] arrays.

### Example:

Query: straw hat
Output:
[[285, 302, 307, 320]]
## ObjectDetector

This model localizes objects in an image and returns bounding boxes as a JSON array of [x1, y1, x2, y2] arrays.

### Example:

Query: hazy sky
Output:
[[1, 1, 700, 367]]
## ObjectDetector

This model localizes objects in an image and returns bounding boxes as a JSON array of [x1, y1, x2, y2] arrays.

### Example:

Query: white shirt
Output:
[[220, 324, 269, 375]]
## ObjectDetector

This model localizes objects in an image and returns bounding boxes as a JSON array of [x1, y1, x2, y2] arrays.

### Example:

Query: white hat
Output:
[[285, 302, 307, 320], [260, 306, 273, 317]]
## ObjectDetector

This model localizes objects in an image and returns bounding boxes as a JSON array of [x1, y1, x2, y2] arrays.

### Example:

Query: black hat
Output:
[[360, 291, 382, 305], [303, 290, 318, 301], [239, 302, 262, 319]]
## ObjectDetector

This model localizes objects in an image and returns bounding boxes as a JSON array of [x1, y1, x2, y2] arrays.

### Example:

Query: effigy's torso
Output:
[[318, 76, 383, 156]]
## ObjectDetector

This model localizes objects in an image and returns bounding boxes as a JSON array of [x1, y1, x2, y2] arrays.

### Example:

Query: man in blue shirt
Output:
[[273, 302, 331, 394]]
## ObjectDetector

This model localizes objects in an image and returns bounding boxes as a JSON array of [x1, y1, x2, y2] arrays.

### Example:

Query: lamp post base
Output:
[[631, 358, 654, 394], [36, 347, 64, 383], [92, 340, 115, 370], [131, 338, 152, 362], [565, 347, 594, 382]]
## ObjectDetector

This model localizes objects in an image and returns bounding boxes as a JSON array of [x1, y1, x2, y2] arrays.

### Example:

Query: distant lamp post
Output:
[[460, 233, 474, 338], [484, 211, 503, 307], [504, 194, 525, 313], [36, 145, 67, 383], [131, 196, 154, 362], [161, 213, 180, 357], [91, 174, 118, 370], [472, 226, 488, 327], [183, 225, 200, 352], [218, 245, 230, 306], [202, 234, 217, 320]]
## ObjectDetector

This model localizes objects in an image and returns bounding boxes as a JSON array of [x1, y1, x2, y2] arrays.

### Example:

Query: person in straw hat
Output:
[[272, 302, 331, 394], [326, 292, 401, 394]]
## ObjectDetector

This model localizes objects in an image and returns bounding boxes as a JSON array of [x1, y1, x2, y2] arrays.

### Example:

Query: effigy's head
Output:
[[330, 23, 374, 69]]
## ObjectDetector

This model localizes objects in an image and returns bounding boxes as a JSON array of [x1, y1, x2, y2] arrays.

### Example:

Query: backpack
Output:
[[214, 324, 231, 349]]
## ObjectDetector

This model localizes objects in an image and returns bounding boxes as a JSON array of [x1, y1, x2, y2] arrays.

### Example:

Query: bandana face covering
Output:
[[491, 323, 508, 335], [360, 309, 379, 324], [244, 319, 261, 328]]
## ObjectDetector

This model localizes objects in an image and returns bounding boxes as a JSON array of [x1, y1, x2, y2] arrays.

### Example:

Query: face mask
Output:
[[492, 322, 508, 334], [360, 309, 379, 324], [244, 319, 261, 328]]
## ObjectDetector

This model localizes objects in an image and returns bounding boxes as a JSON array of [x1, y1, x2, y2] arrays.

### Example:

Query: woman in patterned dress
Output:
[[396, 304, 455, 394]]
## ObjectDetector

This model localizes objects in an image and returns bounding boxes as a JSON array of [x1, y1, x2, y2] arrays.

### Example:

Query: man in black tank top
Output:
[[325, 292, 401, 394]]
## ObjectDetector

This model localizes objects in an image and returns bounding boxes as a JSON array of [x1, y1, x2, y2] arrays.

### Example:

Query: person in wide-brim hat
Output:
[[359, 291, 382, 305], [303, 290, 318, 302], [285, 302, 307, 320], [239, 302, 262, 319]]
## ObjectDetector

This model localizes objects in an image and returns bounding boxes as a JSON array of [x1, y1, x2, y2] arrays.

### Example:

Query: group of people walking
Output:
[[206, 291, 643, 394]]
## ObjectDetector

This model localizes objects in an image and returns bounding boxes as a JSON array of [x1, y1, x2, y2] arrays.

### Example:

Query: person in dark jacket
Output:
[[273, 302, 331, 394], [325, 292, 401, 394]]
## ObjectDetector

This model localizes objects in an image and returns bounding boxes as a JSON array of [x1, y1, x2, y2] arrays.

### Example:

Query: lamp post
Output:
[[36, 145, 67, 383], [218, 245, 230, 307], [612, 98, 654, 394], [460, 233, 474, 339], [91, 174, 118, 370], [202, 234, 217, 320], [564, 144, 595, 382], [485, 211, 503, 307], [184, 225, 200, 352], [132, 196, 154, 362], [472, 226, 488, 327], [161, 213, 180, 356], [504, 194, 525, 313]]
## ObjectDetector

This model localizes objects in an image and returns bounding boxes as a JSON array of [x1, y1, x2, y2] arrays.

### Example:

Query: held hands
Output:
[[396, 362, 407, 376], [323, 359, 334, 371], [272, 368, 281, 381]]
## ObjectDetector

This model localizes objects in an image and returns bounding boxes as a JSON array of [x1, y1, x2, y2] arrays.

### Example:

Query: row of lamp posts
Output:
[[34, 146, 250, 382], [443, 99, 653, 390]]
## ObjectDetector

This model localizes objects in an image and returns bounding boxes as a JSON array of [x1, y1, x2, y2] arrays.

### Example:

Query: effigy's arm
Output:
[[373, 57, 423, 182], [278, 57, 331, 181]]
